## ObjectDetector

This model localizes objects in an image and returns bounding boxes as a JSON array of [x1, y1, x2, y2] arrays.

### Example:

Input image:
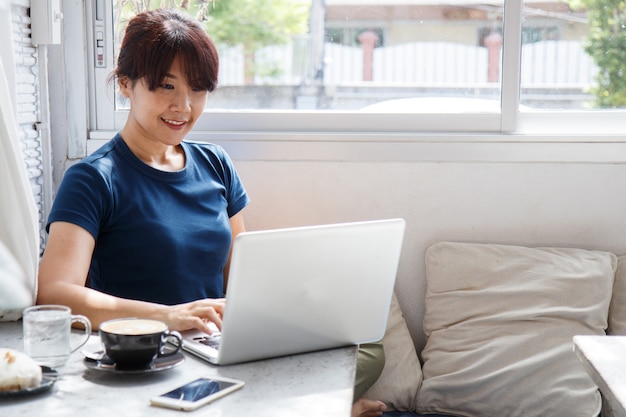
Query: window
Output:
[[520, 1, 594, 110], [80, 0, 625, 138]]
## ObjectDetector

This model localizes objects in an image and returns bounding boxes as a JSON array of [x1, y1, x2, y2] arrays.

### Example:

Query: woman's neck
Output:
[[120, 127, 186, 172]]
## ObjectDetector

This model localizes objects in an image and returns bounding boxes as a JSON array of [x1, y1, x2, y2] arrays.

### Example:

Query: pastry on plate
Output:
[[0, 348, 42, 391]]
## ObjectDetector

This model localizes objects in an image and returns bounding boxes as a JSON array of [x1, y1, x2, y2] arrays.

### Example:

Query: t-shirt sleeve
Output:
[[46, 163, 111, 239], [216, 147, 250, 218]]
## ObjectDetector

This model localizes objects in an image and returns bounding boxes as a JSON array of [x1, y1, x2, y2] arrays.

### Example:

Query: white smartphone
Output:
[[150, 376, 245, 411]]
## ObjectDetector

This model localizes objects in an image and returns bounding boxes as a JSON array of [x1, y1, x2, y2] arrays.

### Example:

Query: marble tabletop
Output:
[[573, 335, 626, 417], [0, 320, 357, 416]]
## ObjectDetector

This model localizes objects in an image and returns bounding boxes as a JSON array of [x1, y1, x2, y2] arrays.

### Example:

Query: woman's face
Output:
[[120, 56, 208, 147]]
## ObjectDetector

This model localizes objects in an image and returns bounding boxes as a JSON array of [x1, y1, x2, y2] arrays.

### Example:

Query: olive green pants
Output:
[[354, 341, 385, 402]]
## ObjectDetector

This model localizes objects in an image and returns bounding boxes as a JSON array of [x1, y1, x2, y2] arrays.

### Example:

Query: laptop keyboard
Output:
[[192, 332, 222, 349]]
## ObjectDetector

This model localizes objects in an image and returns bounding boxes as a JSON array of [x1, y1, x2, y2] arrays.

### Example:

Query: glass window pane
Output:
[[112, 1, 504, 112], [520, 0, 605, 110]]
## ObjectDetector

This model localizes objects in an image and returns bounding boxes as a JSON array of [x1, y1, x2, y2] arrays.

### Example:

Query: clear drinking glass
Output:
[[23, 305, 91, 368]]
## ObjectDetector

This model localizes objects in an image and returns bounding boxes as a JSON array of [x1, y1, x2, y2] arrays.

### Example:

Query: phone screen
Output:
[[161, 378, 237, 402]]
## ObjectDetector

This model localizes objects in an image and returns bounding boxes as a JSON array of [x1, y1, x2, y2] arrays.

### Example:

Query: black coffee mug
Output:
[[99, 318, 183, 369]]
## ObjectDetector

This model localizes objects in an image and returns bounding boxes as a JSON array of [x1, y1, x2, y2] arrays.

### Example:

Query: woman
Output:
[[38, 9, 385, 416], [37, 9, 248, 334]]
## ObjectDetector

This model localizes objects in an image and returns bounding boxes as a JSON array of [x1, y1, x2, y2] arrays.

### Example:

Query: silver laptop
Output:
[[181, 218, 406, 365]]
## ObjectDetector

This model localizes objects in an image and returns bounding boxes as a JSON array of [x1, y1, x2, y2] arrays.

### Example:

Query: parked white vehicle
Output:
[[361, 97, 531, 112]]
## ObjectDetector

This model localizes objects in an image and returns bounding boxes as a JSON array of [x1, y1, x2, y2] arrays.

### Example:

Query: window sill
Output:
[[88, 112, 626, 163]]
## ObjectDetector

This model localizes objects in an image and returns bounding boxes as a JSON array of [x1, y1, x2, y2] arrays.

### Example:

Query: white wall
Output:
[[234, 160, 626, 350]]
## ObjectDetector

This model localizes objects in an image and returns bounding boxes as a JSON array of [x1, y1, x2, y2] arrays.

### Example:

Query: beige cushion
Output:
[[363, 292, 422, 411], [416, 241, 616, 417], [608, 255, 626, 335]]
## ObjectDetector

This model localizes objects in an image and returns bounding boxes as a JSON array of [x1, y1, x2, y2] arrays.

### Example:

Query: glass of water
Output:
[[23, 305, 91, 368]]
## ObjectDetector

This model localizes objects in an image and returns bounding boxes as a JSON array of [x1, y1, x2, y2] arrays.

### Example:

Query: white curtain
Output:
[[0, 11, 40, 319]]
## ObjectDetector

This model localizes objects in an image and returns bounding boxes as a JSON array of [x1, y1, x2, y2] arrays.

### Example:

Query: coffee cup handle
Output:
[[69, 314, 92, 353], [159, 330, 183, 357]]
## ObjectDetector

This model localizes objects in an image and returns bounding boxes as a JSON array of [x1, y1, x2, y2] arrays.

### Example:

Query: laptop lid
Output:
[[183, 218, 405, 365]]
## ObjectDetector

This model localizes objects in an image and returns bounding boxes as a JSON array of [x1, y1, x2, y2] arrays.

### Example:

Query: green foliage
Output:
[[198, 0, 309, 81], [115, 0, 308, 47], [570, 0, 626, 107], [198, 0, 309, 47]]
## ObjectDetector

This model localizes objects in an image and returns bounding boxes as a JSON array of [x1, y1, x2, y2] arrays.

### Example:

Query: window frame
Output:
[[59, 0, 626, 163]]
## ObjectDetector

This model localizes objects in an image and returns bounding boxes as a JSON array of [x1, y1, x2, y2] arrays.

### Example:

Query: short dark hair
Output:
[[113, 9, 219, 92]]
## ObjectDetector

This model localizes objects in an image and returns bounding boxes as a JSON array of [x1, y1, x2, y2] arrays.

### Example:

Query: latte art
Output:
[[100, 319, 167, 335]]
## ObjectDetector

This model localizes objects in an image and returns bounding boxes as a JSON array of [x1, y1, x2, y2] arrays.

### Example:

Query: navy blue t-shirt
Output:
[[46, 134, 249, 304]]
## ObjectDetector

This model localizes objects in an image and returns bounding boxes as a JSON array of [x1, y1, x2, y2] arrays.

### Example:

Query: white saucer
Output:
[[83, 351, 185, 374]]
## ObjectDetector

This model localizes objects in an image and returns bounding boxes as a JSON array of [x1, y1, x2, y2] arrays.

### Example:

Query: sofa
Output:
[[363, 240, 626, 417]]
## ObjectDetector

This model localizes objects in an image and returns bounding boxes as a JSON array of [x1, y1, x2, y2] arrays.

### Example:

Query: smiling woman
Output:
[[37, 9, 249, 335], [112, 10, 215, 169], [117, 56, 208, 170]]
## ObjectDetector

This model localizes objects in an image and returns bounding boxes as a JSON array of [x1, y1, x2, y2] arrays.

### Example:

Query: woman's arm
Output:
[[37, 221, 224, 332]]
